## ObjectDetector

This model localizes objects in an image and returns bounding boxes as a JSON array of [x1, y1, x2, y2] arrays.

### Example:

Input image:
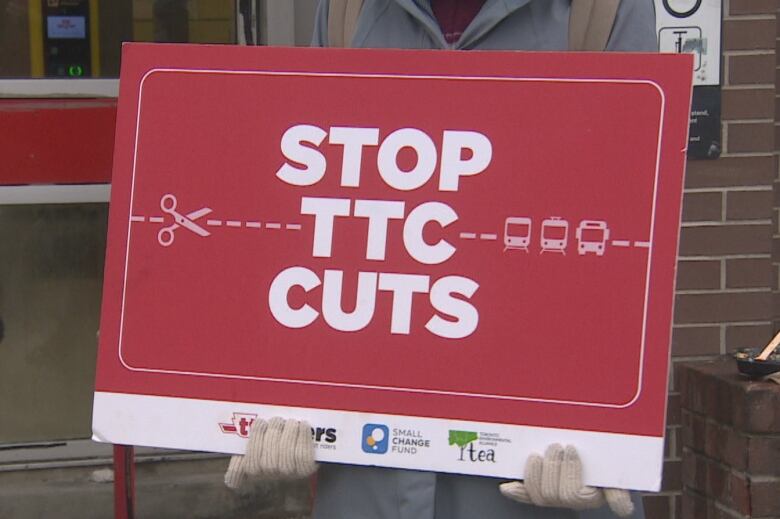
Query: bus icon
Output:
[[504, 217, 532, 252], [576, 220, 610, 256], [541, 217, 569, 254]]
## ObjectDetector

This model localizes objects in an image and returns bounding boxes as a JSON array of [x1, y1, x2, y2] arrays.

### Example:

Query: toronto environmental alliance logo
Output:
[[448, 430, 510, 463]]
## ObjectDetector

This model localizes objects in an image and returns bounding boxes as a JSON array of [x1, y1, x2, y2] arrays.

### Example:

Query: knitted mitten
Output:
[[499, 444, 635, 517], [224, 455, 246, 489], [224, 417, 317, 489]]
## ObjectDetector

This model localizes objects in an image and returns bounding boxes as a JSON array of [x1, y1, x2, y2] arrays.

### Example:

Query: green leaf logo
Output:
[[448, 430, 478, 448]]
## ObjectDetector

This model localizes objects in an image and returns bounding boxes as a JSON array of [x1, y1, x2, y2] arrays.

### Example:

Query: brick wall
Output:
[[646, 1, 778, 517], [678, 360, 780, 518], [775, 0, 780, 337]]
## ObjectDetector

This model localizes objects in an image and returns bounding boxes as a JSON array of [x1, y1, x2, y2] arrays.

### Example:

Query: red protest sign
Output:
[[93, 43, 692, 490]]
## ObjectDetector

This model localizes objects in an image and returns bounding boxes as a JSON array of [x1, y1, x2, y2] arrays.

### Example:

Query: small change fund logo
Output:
[[362, 424, 389, 454]]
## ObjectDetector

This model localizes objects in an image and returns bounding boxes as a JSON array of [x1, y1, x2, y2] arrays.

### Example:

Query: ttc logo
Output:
[[362, 424, 389, 454], [219, 413, 257, 438]]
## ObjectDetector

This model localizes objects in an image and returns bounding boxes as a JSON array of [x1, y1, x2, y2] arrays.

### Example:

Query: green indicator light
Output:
[[68, 65, 84, 77]]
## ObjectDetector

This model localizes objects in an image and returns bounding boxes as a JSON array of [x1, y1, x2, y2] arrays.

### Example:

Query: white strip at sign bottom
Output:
[[92, 392, 663, 491]]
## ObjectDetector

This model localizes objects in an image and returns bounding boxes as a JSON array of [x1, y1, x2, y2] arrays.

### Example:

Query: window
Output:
[[0, 0, 237, 79], [0, 0, 316, 452]]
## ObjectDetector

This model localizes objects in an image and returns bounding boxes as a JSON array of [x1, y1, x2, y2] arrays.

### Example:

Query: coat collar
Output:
[[391, 0, 534, 49]]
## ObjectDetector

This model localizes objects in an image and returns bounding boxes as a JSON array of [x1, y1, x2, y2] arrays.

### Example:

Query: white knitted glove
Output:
[[499, 444, 635, 517], [224, 417, 317, 489]]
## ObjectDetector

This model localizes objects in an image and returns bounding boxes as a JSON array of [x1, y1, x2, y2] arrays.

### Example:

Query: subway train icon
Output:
[[503, 217, 532, 252]]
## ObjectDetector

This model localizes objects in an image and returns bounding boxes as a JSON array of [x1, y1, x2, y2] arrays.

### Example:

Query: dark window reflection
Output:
[[0, 0, 236, 79], [0, 204, 108, 443]]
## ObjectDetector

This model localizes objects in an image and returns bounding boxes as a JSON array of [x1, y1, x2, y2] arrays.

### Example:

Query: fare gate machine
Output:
[[36, 0, 98, 78]]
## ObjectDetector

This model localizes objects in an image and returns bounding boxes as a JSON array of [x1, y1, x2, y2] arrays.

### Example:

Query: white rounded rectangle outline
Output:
[[115, 67, 667, 410]]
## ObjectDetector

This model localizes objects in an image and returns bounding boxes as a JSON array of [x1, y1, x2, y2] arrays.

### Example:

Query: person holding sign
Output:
[[226, 1, 658, 518]]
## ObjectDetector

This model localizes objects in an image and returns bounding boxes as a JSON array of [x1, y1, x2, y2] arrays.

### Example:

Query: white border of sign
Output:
[[92, 391, 664, 490]]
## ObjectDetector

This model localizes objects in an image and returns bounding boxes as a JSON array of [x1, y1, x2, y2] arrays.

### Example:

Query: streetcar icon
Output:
[[541, 217, 569, 254], [504, 217, 532, 252], [576, 220, 610, 256]]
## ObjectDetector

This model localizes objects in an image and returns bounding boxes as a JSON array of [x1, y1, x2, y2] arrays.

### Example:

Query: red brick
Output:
[[685, 156, 774, 189], [743, 384, 780, 433], [674, 427, 683, 459], [663, 460, 683, 492], [672, 326, 721, 356], [682, 448, 708, 493], [726, 190, 773, 220], [725, 323, 774, 351], [679, 224, 771, 256], [727, 121, 774, 153], [682, 192, 723, 222], [729, 0, 776, 15], [707, 421, 749, 470], [747, 435, 780, 476], [750, 478, 780, 516], [666, 426, 679, 458], [725, 257, 772, 288], [774, 292, 780, 318], [677, 260, 722, 290], [679, 362, 741, 431], [682, 488, 709, 519], [718, 471, 752, 515], [674, 292, 773, 324], [642, 494, 671, 519], [723, 19, 776, 50], [688, 447, 752, 515], [729, 54, 776, 85], [668, 393, 682, 427], [680, 360, 780, 433], [722, 87, 774, 119], [681, 409, 707, 451]]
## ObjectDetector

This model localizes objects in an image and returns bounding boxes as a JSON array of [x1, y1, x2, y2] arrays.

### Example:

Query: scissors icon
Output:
[[157, 194, 212, 247]]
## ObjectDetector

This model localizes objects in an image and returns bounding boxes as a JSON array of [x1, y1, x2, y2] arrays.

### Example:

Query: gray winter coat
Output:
[[312, 0, 658, 52], [311, 1, 656, 518]]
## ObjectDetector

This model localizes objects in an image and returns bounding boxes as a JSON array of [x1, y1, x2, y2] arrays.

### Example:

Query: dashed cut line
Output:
[[634, 241, 651, 248], [460, 232, 498, 241], [612, 240, 631, 247], [130, 215, 302, 232]]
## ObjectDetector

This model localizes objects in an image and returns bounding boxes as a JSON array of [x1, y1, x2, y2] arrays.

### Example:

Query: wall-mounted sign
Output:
[[656, 0, 723, 159], [92, 43, 693, 491]]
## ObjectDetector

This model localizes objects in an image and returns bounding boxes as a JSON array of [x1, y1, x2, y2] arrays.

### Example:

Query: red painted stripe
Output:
[[0, 98, 117, 185]]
